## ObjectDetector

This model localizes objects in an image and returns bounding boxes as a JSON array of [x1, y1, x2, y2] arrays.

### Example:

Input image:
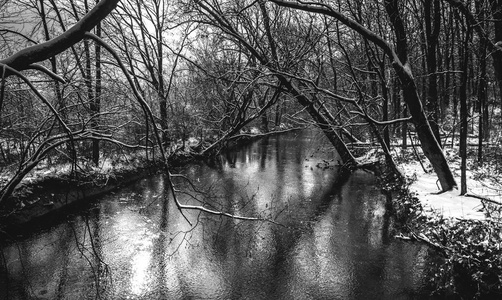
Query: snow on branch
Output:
[[0, 0, 119, 74], [0, 63, 70, 133], [27, 64, 66, 83], [350, 110, 412, 125]]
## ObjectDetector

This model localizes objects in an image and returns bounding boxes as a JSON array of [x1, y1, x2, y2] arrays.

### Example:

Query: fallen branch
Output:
[[227, 126, 305, 140], [465, 192, 501, 205], [173, 201, 284, 226], [396, 231, 482, 263], [410, 231, 448, 255], [408, 130, 428, 173]]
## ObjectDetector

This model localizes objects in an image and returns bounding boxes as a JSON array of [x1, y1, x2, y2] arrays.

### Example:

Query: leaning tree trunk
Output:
[[258, 0, 357, 167], [397, 67, 457, 191], [280, 78, 357, 167], [459, 23, 471, 195], [385, 0, 456, 191], [269, 0, 457, 191]]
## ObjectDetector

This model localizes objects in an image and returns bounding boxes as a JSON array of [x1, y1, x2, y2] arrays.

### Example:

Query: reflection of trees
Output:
[[150, 176, 169, 298], [223, 150, 237, 168], [0, 241, 32, 299], [53, 223, 74, 299], [0, 221, 90, 299], [87, 205, 111, 298], [280, 171, 432, 299], [1, 132, 437, 298], [0, 246, 6, 299], [175, 133, 352, 298], [259, 136, 269, 170]]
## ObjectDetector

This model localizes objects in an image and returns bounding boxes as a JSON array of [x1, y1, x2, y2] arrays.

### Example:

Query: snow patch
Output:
[[401, 150, 502, 221]]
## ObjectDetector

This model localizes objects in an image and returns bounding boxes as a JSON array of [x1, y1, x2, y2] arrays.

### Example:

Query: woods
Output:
[[0, 0, 501, 207], [1, 1, 502, 298]]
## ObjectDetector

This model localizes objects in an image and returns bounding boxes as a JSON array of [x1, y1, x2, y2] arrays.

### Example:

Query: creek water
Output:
[[0, 130, 436, 299]]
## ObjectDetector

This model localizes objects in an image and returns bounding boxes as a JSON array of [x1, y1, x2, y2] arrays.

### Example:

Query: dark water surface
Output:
[[0, 130, 436, 299]]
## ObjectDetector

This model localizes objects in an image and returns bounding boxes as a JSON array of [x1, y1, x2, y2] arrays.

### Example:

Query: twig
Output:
[[408, 130, 427, 173], [227, 126, 304, 140], [174, 201, 284, 227], [465, 192, 501, 205], [396, 231, 482, 263]]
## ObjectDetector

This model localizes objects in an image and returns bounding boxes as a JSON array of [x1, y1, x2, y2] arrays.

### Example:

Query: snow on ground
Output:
[[0, 150, 151, 191], [398, 150, 502, 222]]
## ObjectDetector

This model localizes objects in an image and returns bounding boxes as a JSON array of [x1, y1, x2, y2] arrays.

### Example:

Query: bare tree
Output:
[[107, 0, 190, 148], [476, 0, 489, 163], [192, 0, 359, 166], [0, 0, 121, 204], [268, 0, 457, 191], [424, 0, 442, 146]]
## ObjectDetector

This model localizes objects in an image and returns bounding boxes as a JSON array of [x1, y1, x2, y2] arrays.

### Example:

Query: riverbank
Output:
[[0, 127, 303, 232], [0, 151, 178, 232], [389, 147, 502, 298]]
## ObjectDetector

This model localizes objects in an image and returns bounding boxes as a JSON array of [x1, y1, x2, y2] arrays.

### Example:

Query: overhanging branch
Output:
[[0, 0, 119, 74], [350, 110, 412, 125]]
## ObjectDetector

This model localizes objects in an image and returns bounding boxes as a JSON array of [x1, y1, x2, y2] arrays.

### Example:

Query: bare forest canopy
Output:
[[1, 0, 502, 204]]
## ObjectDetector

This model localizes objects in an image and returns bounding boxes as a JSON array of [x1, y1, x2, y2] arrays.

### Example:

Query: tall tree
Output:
[[424, 0, 442, 146], [109, 0, 188, 147], [93, 0, 102, 166], [458, 12, 471, 195], [476, 0, 489, 163], [0, 0, 119, 203], [490, 0, 502, 109]]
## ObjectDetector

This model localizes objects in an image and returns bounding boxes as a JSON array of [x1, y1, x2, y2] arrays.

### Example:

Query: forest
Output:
[[0, 0, 501, 198], [1, 0, 502, 298]]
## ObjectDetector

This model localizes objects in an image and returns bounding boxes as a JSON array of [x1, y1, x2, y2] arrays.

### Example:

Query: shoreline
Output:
[[0, 149, 197, 233], [385, 147, 502, 298], [3, 134, 500, 297], [0, 129, 297, 234]]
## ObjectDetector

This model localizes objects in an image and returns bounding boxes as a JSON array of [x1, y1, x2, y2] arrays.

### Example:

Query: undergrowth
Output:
[[385, 169, 502, 299]]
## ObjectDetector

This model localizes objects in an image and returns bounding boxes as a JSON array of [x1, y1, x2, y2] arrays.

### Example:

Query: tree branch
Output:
[[27, 64, 66, 83], [350, 110, 412, 125], [0, 0, 119, 74], [0, 29, 38, 45], [268, 0, 396, 60]]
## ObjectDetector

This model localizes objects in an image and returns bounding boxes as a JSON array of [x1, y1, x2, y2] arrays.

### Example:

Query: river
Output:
[[0, 129, 437, 299]]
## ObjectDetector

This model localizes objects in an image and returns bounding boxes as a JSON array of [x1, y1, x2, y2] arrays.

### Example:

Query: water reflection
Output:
[[0, 130, 435, 299]]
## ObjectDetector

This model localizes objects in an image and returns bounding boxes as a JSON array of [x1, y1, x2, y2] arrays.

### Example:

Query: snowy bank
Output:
[[399, 148, 502, 221]]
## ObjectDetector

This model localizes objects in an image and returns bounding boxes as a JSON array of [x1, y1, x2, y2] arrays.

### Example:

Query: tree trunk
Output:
[[385, 0, 456, 191], [401, 103, 408, 150], [39, 0, 70, 159], [398, 67, 457, 190], [282, 79, 357, 166], [259, 94, 269, 133], [491, 0, 502, 109], [93, 6, 101, 166], [460, 26, 471, 195], [424, 0, 442, 146], [274, 100, 282, 128], [380, 59, 390, 148], [476, 0, 488, 164]]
